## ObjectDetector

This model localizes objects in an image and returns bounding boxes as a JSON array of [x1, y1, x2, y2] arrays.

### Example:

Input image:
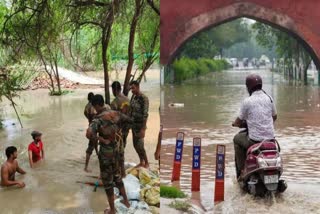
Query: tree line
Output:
[[174, 18, 314, 84], [0, 0, 159, 104]]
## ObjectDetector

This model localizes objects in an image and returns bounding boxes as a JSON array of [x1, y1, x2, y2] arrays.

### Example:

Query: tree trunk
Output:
[[303, 60, 311, 85], [123, 0, 144, 96], [39, 51, 55, 93], [48, 50, 62, 95], [61, 39, 84, 72], [54, 57, 61, 94], [219, 48, 223, 58], [101, 1, 119, 104], [146, 0, 159, 15], [102, 32, 110, 104], [296, 42, 299, 81]]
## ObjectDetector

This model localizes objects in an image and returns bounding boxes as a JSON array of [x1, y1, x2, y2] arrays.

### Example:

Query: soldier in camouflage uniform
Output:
[[84, 92, 97, 172], [129, 80, 149, 168], [110, 81, 130, 177], [86, 94, 131, 214]]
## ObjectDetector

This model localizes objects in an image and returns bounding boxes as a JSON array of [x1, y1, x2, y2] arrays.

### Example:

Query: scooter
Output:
[[235, 125, 287, 196]]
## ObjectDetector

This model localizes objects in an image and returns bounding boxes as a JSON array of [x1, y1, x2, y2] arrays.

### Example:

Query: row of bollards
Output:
[[170, 132, 225, 203]]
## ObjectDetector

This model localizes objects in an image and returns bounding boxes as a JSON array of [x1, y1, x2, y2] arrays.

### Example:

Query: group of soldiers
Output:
[[84, 80, 149, 214]]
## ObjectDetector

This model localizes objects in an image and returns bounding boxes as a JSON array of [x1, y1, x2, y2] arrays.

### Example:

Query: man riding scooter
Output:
[[232, 74, 277, 179]]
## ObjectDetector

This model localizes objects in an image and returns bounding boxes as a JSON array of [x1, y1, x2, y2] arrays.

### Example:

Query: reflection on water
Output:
[[160, 69, 320, 213], [0, 70, 160, 213]]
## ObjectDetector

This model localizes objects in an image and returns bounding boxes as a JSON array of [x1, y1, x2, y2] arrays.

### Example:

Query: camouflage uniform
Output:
[[130, 93, 149, 161], [84, 102, 97, 155], [89, 107, 132, 193], [111, 93, 130, 147], [111, 93, 130, 176]]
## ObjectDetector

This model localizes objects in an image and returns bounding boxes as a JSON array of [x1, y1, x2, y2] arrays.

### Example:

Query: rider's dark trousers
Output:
[[233, 132, 257, 176]]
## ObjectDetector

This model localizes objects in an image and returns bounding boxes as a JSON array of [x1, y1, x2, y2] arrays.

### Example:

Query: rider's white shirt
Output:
[[239, 90, 277, 141]]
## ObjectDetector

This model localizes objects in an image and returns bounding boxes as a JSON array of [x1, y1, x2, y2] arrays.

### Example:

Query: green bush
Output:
[[160, 185, 187, 198], [172, 57, 230, 83]]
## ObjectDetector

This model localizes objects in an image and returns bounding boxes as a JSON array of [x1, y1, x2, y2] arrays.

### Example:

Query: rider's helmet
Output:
[[246, 74, 262, 95], [31, 130, 42, 139]]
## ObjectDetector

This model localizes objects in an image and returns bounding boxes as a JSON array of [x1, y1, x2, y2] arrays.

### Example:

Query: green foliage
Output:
[[211, 19, 250, 52], [110, 7, 130, 68], [253, 22, 312, 84], [0, 67, 34, 99], [0, 0, 159, 104], [179, 19, 250, 59], [67, 23, 104, 70], [8, 63, 38, 87], [1, 0, 68, 94], [135, 0, 160, 70], [160, 185, 187, 198], [179, 32, 218, 59], [0, 66, 34, 128], [224, 36, 276, 59], [0, 2, 9, 66], [172, 57, 230, 83], [253, 22, 301, 60]]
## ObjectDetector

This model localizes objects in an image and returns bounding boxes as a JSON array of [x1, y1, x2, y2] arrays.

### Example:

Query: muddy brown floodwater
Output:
[[0, 70, 160, 213], [160, 69, 320, 213]]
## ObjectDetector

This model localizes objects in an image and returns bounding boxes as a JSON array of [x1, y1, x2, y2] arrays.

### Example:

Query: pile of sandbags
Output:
[[126, 167, 160, 207], [114, 167, 160, 214], [114, 198, 150, 214], [140, 187, 160, 207]]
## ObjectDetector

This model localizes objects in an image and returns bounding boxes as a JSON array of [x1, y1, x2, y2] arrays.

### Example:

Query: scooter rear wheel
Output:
[[255, 181, 267, 197]]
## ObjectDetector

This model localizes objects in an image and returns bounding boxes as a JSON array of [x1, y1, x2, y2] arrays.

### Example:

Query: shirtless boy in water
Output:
[[1, 146, 26, 188]]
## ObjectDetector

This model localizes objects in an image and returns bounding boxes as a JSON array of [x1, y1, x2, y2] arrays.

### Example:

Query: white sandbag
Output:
[[137, 201, 149, 210], [114, 198, 130, 214], [123, 174, 141, 200], [115, 198, 151, 214]]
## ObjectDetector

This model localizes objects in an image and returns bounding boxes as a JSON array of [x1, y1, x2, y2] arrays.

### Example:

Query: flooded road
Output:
[[160, 69, 320, 213], [0, 70, 160, 213]]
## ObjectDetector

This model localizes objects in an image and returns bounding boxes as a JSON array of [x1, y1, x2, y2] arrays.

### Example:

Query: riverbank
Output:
[[24, 68, 160, 90]]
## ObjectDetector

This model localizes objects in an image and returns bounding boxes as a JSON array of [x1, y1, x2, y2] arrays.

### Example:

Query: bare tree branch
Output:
[[146, 0, 159, 15], [123, 0, 145, 95], [72, 0, 111, 7], [137, 23, 159, 83], [78, 21, 103, 28]]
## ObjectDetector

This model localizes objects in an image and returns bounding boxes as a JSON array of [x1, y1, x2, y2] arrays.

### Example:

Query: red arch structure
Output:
[[160, 0, 320, 68]]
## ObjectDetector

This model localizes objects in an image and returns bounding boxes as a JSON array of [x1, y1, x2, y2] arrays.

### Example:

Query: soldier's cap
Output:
[[31, 130, 42, 137]]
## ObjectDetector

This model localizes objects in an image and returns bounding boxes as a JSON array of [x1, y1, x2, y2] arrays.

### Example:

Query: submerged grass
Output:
[[49, 90, 74, 96], [160, 185, 187, 198], [168, 200, 191, 212]]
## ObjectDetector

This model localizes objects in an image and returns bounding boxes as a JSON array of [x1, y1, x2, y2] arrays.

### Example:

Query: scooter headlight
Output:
[[257, 157, 268, 168], [276, 156, 282, 167]]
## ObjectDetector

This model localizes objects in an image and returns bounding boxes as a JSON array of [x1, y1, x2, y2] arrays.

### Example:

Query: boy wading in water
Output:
[[1, 146, 26, 188]]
